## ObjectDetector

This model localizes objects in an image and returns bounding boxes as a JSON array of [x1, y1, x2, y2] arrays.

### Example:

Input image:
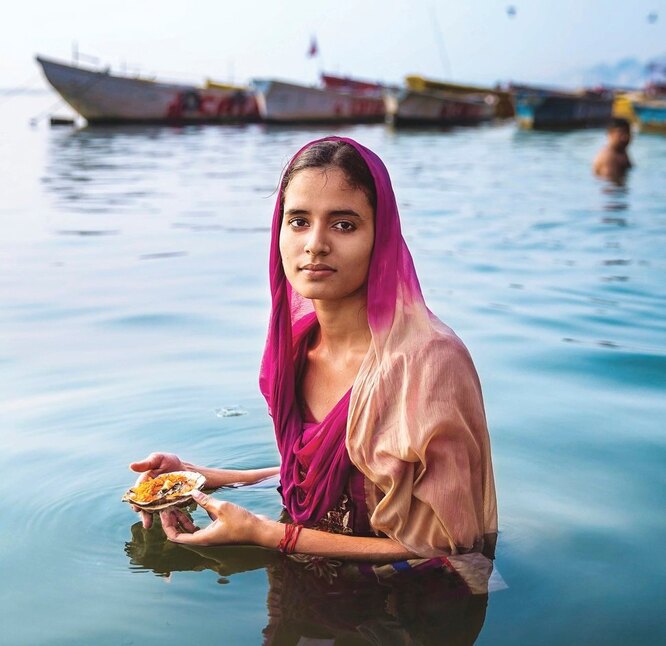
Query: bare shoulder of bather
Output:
[[594, 118, 632, 180]]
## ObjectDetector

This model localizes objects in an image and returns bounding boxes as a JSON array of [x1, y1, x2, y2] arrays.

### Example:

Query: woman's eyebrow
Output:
[[328, 209, 362, 218], [284, 208, 363, 218]]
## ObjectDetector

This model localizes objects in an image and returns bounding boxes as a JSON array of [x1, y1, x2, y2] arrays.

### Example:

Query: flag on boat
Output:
[[307, 36, 318, 58]]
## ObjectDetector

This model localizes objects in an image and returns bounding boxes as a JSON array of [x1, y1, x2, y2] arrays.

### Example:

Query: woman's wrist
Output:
[[254, 518, 284, 550]]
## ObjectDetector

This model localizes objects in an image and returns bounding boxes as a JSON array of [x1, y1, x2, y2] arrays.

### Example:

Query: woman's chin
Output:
[[289, 276, 369, 303], [294, 289, 370, 307], [293, 286, 334, 301]]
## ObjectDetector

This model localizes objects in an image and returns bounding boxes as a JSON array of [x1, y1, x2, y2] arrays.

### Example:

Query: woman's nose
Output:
[[304, 226, 330, 256]]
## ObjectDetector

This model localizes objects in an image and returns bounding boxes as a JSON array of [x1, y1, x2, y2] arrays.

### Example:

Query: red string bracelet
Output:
[[277, 523, 292, 553], [278, 523, 303, 555], [287, 523, 303, 554]]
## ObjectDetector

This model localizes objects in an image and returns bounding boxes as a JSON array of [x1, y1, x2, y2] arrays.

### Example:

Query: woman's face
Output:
[[280, 166, 375, 302]]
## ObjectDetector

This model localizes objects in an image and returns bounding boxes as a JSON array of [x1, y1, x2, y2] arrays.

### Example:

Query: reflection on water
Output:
[[601, 181, 629, 229], [125, 520, 488, 646], [126, 520, 275, 583], [43, 127, 165, 212], [264, 563, 487, 646]]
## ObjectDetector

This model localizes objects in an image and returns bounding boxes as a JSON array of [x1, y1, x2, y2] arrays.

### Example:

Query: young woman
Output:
[[130, 137, 497, 578]]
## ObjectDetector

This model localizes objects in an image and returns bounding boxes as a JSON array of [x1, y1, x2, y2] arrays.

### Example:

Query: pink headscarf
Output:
[[260, 136, 497, 556]]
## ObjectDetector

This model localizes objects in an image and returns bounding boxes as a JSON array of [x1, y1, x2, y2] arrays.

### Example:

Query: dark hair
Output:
[[608, 117, 631, 132], [280, 140, 377, 211]]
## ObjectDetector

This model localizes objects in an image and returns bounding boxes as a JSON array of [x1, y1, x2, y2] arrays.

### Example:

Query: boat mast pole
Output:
[[429, 5, 452, 79]]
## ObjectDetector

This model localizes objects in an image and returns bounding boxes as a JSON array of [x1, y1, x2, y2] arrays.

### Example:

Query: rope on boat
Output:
[[29, 96, 69, 126]]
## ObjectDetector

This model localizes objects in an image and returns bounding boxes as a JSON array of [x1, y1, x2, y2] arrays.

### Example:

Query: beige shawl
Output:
[[347, 288, 498, 558]]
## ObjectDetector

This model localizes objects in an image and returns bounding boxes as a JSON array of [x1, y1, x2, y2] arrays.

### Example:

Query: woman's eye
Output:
[[288, 218, 308, 228], [333, 221, 356, 232]]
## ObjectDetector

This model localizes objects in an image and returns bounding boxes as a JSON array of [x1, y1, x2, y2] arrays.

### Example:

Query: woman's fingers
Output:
[[129, 454, 163, 490], [129, 452, 180, 492], [128, 502, 155, 529], [172, 508, 199, 532], [160, 511, 218, 545], [141, 510, 153, 529], [191, 491, 219, 520], [129, 453, 162, 474], [158, 508, 198, 535], [133, 506, 197, 532], [159, 498, 257, 546], [160, 494, 228, 544], [160, 510, 179, 535]]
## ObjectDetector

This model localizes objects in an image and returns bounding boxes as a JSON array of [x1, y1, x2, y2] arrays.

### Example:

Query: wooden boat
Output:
[[631, 99, 666, 133], [405, 75, 514, 118], [251, 76, 386, 124], [35, 55, 259, 124], [511, 84, 613, 129], [384, 86, 494, 127]]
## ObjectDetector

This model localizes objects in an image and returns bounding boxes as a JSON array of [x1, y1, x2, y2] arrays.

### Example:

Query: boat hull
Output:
[[385, 89, 494, 127], [513, 91, 613, 129], [36, 56, 259, 124], [632, 101, 666, 133], [405, 75, 514, 119], [252, 79, 385, 124]]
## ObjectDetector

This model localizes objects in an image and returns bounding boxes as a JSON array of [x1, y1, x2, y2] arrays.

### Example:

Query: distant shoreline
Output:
[[0, 88, 50, 95]]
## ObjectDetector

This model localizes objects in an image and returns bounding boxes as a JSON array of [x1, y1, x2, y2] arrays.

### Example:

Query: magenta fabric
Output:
[[300, 397, 374, 535], [268, 313, 354, 524], [259, 136, 423, 525]]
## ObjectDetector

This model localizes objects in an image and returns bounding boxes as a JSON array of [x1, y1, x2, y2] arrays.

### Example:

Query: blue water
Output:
[[1, 92, 665, 645]]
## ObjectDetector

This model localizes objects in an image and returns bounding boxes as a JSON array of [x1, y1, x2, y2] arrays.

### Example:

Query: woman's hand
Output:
[[127, 454, 280, 529], [160, 491, 263, 546], [129, 452, 186, 529]]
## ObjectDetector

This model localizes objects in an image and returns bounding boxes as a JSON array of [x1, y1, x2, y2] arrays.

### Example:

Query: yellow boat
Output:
[[612, 93, 638, 124], [405, 75, 514, 118]]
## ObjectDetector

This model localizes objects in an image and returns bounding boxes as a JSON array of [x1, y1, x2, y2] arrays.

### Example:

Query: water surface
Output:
[[1, 92, 665, 644]]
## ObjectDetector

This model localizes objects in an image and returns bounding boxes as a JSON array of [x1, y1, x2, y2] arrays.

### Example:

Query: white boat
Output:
[[385, 88, 495, 127], [36, 55, 259, 124], [251, 78, 386, 124]]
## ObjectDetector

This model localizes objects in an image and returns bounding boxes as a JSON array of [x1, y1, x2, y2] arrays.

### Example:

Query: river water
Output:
[[1, 92, 665, 645]]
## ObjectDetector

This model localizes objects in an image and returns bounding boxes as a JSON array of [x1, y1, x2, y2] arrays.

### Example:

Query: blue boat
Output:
[[632, 100, 666, 133], [512, 85, 613, 129]]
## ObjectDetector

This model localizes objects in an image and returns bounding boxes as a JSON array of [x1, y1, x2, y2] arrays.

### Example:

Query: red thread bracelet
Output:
[[277, 523, 292, 553], [287, 523, 303, 554], [278, 523, 303, 554]]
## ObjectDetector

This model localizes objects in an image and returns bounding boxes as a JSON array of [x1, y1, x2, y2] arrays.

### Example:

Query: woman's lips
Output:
[[300, 263, 336, 279]]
